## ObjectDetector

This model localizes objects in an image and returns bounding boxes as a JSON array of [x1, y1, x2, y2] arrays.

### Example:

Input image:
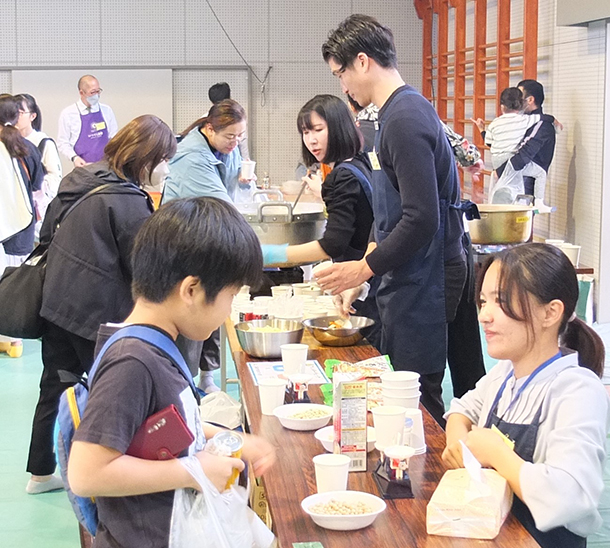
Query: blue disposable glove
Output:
[[261, 244, 288, 266]]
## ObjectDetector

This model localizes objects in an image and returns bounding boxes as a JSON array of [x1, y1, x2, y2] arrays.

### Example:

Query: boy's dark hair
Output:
[[500, 87, 524, 112], [322, 14, 398, 72], [297, 94, 362, 167], [518, 79, 545, 107], [208, 82, 231, 104], [131, 197, 263, 303]]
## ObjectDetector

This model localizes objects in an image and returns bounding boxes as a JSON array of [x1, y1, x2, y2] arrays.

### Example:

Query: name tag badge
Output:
[[92, 121, 107, 131], [368, 151, 381, 171], [491, 424, 515, 451]]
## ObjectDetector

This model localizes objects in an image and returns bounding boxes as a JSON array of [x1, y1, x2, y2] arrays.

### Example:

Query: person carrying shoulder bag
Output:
[[25, 115, 177, 494]]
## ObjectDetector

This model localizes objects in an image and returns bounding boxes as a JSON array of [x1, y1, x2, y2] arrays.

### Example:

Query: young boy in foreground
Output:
[[67, 197, 275, 547]]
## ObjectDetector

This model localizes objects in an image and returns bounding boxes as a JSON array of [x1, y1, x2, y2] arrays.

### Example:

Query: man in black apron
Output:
[[317, 15, 468, 425]]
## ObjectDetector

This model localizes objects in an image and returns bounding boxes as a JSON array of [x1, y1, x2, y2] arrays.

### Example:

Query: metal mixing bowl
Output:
[[302, 315, 375, 347], [235, 319, 304, 358]]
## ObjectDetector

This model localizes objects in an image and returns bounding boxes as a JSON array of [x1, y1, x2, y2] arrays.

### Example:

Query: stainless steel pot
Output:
[[236, 190, 326, 247], [467, 204, 533, 244]]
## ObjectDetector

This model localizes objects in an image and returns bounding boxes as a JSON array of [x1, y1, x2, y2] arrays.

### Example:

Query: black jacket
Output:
[[40, 162, 154, 340]]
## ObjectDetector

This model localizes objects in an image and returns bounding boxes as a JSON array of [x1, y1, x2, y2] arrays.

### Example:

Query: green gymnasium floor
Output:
[[1, 338, 608, 547]]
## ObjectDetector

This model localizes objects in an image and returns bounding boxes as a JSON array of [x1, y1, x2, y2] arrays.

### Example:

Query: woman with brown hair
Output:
[[26, 114, 176, 494], [161, 98, 249, 204]]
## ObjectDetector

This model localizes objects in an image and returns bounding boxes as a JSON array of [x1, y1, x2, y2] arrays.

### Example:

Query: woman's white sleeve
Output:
[[42, 141, 63, 199], [519, 373, 609, 536], [445, 367, 497, 426]]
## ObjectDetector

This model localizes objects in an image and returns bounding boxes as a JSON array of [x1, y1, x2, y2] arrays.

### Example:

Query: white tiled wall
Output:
[[536, 2, 606, 274], [456, 0, 606, 277], [0, 0, 422, 184]]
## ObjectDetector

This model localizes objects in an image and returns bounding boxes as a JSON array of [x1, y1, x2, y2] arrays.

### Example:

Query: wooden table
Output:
[[226, 321, 539, 548]]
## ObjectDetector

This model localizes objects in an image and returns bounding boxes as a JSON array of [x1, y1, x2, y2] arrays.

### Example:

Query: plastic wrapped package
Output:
[[427, 468, 513, 539]]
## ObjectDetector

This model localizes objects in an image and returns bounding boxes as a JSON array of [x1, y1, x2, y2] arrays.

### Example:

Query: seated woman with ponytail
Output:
[[442, 243, 608, 548]]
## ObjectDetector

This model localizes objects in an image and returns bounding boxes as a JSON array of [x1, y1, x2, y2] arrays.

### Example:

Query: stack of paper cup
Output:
[[380, 371, 421, 408], [371, 406, 407, 449], [404, 408, 426, 454]]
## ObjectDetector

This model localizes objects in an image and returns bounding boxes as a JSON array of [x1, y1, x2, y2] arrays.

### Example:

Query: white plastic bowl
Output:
[[273, 403, 333, 431], [314, 425, 376, 453], [301, 490, 386, 531]]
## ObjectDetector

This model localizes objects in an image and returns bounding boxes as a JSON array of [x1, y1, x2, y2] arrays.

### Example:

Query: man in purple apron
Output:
[[316, 15, 468, 426], [57, 75, 118, 168]]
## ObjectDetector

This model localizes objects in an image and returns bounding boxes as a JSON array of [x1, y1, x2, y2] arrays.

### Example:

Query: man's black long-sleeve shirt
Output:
[[509, 106, 556, 172]]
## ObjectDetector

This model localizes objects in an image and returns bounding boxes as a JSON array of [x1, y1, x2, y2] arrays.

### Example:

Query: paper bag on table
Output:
[[426, 468, 513, 539]]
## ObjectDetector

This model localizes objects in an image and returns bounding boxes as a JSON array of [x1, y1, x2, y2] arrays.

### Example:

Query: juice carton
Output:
[[333, 372, 367, 472]]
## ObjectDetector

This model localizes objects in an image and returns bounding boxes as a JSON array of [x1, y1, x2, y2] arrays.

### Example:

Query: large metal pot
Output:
[[467, 204, 533, 244], [236, 190, 326, 247]]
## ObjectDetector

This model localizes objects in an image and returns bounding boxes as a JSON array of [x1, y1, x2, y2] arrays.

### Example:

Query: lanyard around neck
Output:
[[488, 351, 562, 423]]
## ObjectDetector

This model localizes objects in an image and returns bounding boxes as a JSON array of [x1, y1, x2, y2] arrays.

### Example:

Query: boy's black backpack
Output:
[[54, 325, 198, 536]]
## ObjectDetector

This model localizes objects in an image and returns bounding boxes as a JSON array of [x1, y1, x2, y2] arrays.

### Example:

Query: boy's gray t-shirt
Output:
[[74, 324, 199, 548]]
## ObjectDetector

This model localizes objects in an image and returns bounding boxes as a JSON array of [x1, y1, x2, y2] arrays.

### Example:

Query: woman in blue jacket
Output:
[[161, 99, 250, 392], [162, 99, 247, 204]]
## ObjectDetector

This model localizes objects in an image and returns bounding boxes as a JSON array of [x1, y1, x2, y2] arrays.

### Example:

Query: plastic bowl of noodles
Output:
[[235, 319, 303, 358], [302, 315, 375, 347], [301, 491, 386, 531], [273, 403, 333, 431]]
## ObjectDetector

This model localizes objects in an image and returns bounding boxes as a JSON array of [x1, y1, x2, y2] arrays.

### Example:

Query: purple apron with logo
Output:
[[74, 106, 109, 163]]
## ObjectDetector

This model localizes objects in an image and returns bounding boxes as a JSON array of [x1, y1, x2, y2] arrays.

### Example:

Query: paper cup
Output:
[[281, 343, 308, 376], [381, 384, 421, 398], [271, 285, 293, 298], [372, 406, 407, 448], [380, 371, 421, 388], [382, 394, 420, 409], [258, 378, 287, 415], [561, 244, 581, 267], [313, 454, 351, 493], [403, 408, 426, 454], [292, 283, 311, 296], [545, 239, 564, 247], [241, 160, 256, 179]]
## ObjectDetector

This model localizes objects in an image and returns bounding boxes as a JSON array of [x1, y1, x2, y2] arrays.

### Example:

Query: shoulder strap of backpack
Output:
[[37, 137, 54, 155], [87, 325, 199, 401], [336, 161, 374, 209]]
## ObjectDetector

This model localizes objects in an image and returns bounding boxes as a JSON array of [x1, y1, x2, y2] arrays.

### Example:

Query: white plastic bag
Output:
[[200, 391, 243, 430], [169, 456, 275, 548], [489, 162, 526, 204]]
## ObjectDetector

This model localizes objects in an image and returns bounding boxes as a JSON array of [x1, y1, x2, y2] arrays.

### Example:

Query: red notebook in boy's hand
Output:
[[126, 404, 195, 460]]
